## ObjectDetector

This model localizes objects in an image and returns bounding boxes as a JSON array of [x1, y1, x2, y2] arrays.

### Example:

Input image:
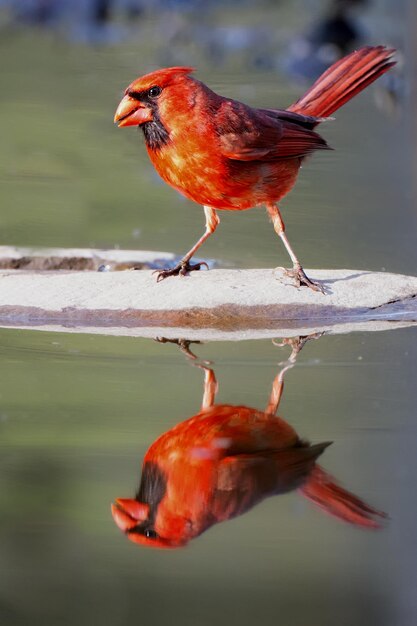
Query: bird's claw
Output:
[[281, 265, 325, 294], [273, 331, 324, 351], [154, 337, 212, 365], [154, 260, 209, 282], [155, 337, 202, 360], [272, 332, 324, 362]]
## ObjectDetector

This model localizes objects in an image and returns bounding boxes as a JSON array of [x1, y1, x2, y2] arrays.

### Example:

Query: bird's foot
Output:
[[273, 332, 324, 361], [154, 337, 211, 365], [154, 259, 209, 283], [281, 265, 325, 294], [154, 337, 202, 360]]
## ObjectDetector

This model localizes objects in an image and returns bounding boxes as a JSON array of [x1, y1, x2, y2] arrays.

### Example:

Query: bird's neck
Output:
[[141, 115, 170, 151]]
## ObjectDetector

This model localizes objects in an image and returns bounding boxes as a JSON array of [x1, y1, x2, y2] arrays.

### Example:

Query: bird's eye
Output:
[[145, 529, 158, 539], [148, 86, 162, 99]]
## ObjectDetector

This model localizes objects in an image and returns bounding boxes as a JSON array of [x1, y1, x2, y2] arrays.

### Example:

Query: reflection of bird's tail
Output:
[[300, 466, 386, 529], [289, 46, 396, 118]]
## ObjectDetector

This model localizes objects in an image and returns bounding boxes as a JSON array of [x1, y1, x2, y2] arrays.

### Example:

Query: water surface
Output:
[[1, 327, 416, 625]]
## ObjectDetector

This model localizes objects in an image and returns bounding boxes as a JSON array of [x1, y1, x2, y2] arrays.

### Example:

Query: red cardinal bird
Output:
[[112, 341, 385, 548], [114, 46, 395, 292]]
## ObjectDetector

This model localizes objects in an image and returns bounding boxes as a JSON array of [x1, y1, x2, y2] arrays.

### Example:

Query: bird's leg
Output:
[[266, 203, 324, 294], [265, 369, 287, 416], [155, 206, 219, 282], [265, 347, 300, 414], [265, 332, 323, 414], [154, 336, 217, 410], [200, 366, 218, 411]]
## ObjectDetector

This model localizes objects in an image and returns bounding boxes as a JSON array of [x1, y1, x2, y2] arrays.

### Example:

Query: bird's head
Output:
[[111, 497, 191, 549], [114, 66, 195, 129]]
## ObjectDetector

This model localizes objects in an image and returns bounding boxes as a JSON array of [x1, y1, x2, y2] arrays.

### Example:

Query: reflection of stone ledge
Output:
[[0, 247, 416, 340]]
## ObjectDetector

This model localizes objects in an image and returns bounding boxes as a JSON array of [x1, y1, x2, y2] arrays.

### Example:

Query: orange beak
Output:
[[114, 95, 153, 127], [111, 498, 150, 531]]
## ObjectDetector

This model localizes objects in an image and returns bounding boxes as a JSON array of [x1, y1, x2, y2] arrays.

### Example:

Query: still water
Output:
[[1, 327, 416, 625]]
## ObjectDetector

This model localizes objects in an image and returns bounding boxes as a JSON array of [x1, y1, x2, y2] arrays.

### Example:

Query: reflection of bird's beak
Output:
[[114, 96, 152, 127], [111, 498, 149, 531]]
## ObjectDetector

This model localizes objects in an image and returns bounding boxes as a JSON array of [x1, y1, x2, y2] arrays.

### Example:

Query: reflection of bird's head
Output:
[[114, 67, 199, 151], [111, 497, 189, 549], [111, 460, 193, 549]]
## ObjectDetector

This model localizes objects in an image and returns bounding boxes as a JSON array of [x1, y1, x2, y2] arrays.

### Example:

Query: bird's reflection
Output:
[[112, 337, 385, 548]]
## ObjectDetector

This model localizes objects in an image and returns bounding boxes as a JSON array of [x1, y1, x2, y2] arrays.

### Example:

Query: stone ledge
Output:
[[0, 259, 416, 339]]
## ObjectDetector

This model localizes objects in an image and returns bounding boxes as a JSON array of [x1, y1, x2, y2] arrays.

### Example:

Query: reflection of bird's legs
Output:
[[154, 337, 204, 361], [155, 206, 219, 282], [266, 333, 324, 414], [155, 336, 216, 409], [266, 202, 325, 294], [200, 367, 218, 410], [265, 361, 293, 415], [272, 332, 324, 363]]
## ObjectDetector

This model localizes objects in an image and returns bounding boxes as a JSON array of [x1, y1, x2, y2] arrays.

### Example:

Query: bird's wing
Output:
[[258, 107, 326, 129], [216, 99, 330, 161], [216, 443, 329, 493], [211, 443, 330, 521]]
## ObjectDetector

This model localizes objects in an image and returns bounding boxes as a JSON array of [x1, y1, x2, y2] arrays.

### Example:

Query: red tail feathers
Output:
[[288, 46, 396, 118], [300, 466, 386, 529]]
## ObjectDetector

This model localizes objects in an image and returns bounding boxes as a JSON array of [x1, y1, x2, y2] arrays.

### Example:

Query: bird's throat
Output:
[[141, 117, 170, 151]]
